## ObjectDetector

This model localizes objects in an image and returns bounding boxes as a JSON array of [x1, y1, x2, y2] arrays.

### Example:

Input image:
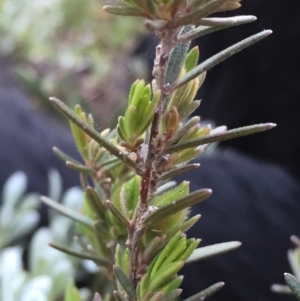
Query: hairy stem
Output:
[[128, 26, 178, 291]]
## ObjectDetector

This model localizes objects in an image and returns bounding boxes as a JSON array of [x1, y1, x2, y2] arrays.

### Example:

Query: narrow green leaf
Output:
[[86, 186, 107, 219], [173, 30, 272, 90], [117, 122, 127, 142], [90, 144, 103, 162], [99, 157, 120, 168], [180, 238, 201, 261], [178, 100, 201, 120], [149, 292, 164, 301], [149, 261, 184, 292], [159, 163, 200, 182], [167, 215, 201, 238], [164, 123, 276, 154], [184, 47, 199, 72], [197, 71, 206, 89], [138, 91, 161, 135], [52, 147, 82, 165], [66, 161, 93, 175], [135, 89, 152, 126], [176, 0, 229, 27], [148, 89, 161, 112], [151, 232, 182, 276], [49, 97, 137, 169], [170, 116, 200, 144], [116, 244, 123, 271], [198, 15, 257, 26], [123, 248, 130, 276], [155, 181, 177, 196], [182, 282, 225, 301], [215, 1, 241, 12], [284, 273, 300, 300], [165, 25, 194, 85], [185, 241, 241, 264], [142, 84, 151, 104], [151, 181, 189, 207], [179, 26, 219, 43], [69, 119, 88, 159], [144, 189, 211, 227], [271, 284, 291, 294], [163, 276, 184, 293], [49, 242, 109, 265], [143, 235, 166, 263], [105, 200, 131, 228], [41, 196, 94, 228], [123, 0, 143, 8], [190, 0, 210, 8], [125, 105, 138, 134], [119, 188, 130, 219], [113, 266, 137, 300], [168, 79, 195, 111], [161, 289, 182, 301], [130, 80, 145, 107], [174, 148, 203, 165], [163, 238, 186, 266], [138, 274, 150, 299], [179, 15, 257, 42], [124, 175, 141, 213], [128, 80, 138, 105], [103, 5, 145, 17]]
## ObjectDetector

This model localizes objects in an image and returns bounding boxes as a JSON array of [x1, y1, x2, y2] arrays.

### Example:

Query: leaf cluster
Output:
[[41, 1, 276, 301], [271, 236, 300, 300]]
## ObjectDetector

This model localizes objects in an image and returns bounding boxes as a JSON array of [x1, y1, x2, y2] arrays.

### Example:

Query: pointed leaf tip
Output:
[[284, 273, 300, 300], [41, 195, 94, 228], [93, 293, 102, 301], [49, 97, 137, 169], [144, 189, 212, 227], [164, 123, 276, 154], [185, 241, 241, 264], [113, 266, 136, 299], [266, 122, 276, 128], [49, 242, 109, 265], [173, 30, 273, 90], [182, 282, 225, 301], [105, 200, 131, 228]]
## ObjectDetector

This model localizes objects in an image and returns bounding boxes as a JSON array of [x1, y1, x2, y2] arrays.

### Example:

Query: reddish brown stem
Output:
[[128, 27, 178, 293]]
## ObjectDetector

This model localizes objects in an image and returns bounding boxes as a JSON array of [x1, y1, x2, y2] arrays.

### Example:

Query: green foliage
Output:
[[272, 235, 300, 299], [118, 80, 160, 150], [285, 273, 300, 300], [34, 1, 276, 300]]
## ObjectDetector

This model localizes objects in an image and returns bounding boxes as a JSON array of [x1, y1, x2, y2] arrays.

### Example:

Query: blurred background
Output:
[[0, 0, 148, 127]]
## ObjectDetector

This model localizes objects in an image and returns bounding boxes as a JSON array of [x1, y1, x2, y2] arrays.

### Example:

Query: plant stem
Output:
[[141, 29, 177, 204], [128, 26, 178, 291]]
